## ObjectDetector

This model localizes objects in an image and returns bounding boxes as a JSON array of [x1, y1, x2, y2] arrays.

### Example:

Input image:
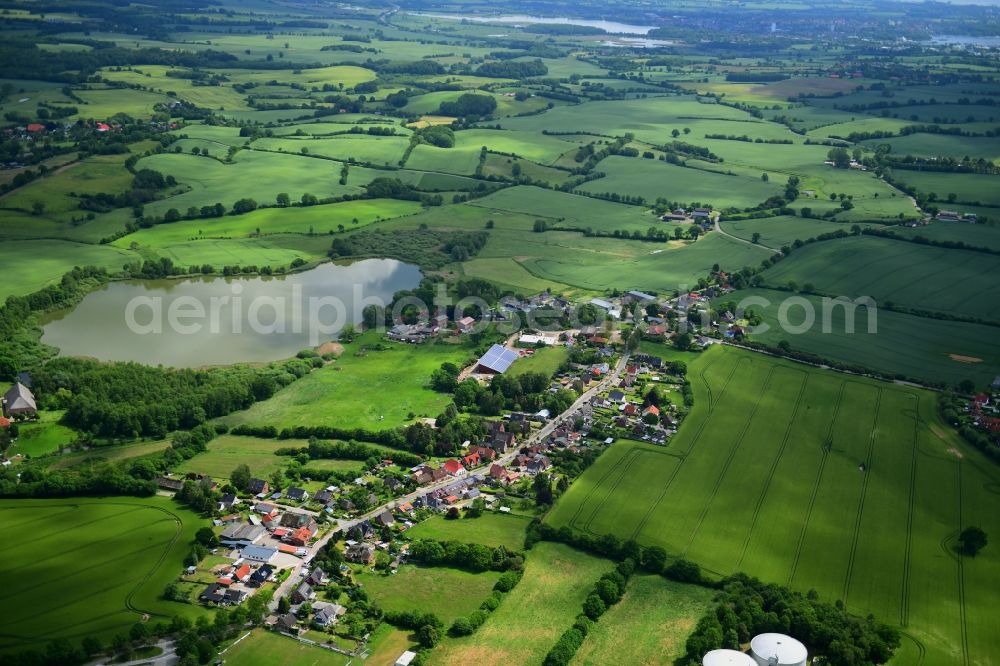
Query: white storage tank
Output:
[[704, 649, 757, 666], [750, 633, 808, 666]]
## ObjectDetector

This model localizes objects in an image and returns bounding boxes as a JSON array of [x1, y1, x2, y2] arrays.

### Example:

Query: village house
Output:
[[285, 487, 309, 502], [292, 581, 315, 604], [457, 316, 476, 333], [345, 542, 376, 565], [248, 479, 269, 496], [313, 602, 346, 627], [442, 459, 466, 477], [2, 382, 37, 419]]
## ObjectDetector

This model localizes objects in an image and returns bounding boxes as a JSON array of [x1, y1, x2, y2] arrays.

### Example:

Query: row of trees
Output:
[[543, 558, 636, 666]]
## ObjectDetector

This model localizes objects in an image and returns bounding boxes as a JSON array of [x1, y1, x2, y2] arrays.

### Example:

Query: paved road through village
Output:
[[267, 351, 630, 612]]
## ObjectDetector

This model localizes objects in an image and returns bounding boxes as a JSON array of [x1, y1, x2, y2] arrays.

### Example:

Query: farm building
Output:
[[2, 382, 37, 418], [750, 633, 807, 666], [475, 344, 520, 374], [241, 545, 277, 563], [703, 649, 756, 666]]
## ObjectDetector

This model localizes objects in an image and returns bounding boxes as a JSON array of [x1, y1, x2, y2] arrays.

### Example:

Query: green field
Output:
[[174, 435, 320, 481], [220, 629, 350, 666], [48, 439, 173, 470], [429, 541, 613, 666], [0, 240, 137, 300], [720, 287, 1000, 387], [891, 170, 1000, 206], [759, 235, 1000, 323], [406, 513, 532, 551], [546, 346, 1000, 665], [222, 333, 476, 431], [721, 215, 869, 249], [9, 410, 77, 457], [578, 156, 782, 209], [509, 346, 570, 379], [356, 564, 502, 626], [570, 575, 715, 666], [0, 497, 206, 655], [115, 199, 421, 250]]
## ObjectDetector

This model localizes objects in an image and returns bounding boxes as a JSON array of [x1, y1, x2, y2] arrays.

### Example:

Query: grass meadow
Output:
[[759, 235, 1000, 323], [356, 565, 502, 626], [545, 346, 1000, 666], [9, 410, 77, 457], [0, 240, 138, 300], [219, 629, 350, 666], [578, 155, 782, 209], [720, 287, 1000, 387], [890, 170, 1000, 206], [0, 497, 206, 655], [221, 333, 476, 431], [429, 541, 613, 666], [406, 513, 532, 551], [173, 435, 326, 481], [570, 575, 715, 666]]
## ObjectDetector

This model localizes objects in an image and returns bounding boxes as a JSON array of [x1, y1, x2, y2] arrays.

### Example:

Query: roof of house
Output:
[[443, 459, 464, 474], [241, 545, 277, 561], [476, 344, 519, 374], [3, 383, 36, 413]]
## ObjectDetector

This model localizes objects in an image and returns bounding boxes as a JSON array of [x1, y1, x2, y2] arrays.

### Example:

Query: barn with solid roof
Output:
[[474, 344, 519, 375]]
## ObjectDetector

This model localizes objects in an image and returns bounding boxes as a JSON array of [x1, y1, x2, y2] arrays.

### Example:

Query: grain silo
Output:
[[703, 648, 757, 666], [750, 633, 808, 666]]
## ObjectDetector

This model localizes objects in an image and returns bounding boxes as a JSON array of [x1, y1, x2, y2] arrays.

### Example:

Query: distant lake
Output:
[[412, 13, 657, 35], [41, 259, 421, 368], [927, 34, 1000, 46]]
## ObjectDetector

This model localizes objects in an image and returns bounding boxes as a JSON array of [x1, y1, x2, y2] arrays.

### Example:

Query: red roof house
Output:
[[234, 564, 251, 581], [96, 122, 111, 132], [25, 123, 45, 133], [442, 459, 465, 476]]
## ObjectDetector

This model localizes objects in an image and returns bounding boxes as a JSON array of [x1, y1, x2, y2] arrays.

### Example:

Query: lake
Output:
[[41, 259, 422, 368], [412, 12, 657, 35]]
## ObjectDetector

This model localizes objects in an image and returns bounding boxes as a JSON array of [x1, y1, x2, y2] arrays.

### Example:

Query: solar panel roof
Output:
[[477, 344, 519, 373]]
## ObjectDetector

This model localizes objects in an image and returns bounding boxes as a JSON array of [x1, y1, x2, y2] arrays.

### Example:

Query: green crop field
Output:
[[135, 151, 362, 217], [115, 199, 421, 250], [578, 156, 782, 209], [221, 333, 476, 431], [895, 220, 1000, 251], [0, 240, 138, 300], [863, 133, 1000, 163], [406, 513, 532, 551], [890, 170, 1000, 206], [0, 497, 206, 655], [545, 346, 1000, 665], [469, 186, 660, 234], [252, 134, 412, 166], [720, 215, 869, 249], [570, 576, 715, 665], [356, 565, 502, 626], [719, 287, 1000, 387], [429, 541, 613, 666], [759, 235, 1000, 323], [477, 228, 772, 294]]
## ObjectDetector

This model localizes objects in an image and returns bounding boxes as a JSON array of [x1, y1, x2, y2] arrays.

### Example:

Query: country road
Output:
[[267, 351, 630, 611]]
